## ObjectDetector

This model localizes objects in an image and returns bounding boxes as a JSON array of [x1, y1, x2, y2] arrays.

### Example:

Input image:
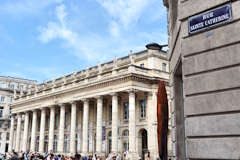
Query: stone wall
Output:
[[164, 0, 240, 159]]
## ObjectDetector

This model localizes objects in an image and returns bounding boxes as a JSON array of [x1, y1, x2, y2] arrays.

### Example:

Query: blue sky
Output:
[[0, 0, 167, 83]]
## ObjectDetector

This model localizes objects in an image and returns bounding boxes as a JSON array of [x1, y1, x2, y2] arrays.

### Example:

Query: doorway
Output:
[[174, 61, 186, 160], [138, 129, 148, 160], [5, 143, 8, 153], [108, 131, 112, 154]]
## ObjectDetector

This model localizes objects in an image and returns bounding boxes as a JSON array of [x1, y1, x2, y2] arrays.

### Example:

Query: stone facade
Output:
[[0, 76, 36, 154], [163, 0, 240, 159], [10, 49, 173, 159]]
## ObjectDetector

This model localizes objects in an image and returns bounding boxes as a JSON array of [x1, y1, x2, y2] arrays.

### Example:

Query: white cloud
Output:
[[97, 0, 150, 29], [38, 4, 100, 62], [38, 0, 167, 65], [109, 21, 120, 37], [56, 4, 67, 26], [96, 0, 165, 37], [0, 0, 63, 17]]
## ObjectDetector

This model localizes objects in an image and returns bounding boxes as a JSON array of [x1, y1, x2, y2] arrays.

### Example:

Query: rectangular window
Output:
[[10, 84, 14, 89], [6, 133, 9, 140], [123, 142, 129, 151], [0, 107, 3, 117], [162, 63, 167, 72], [38, 117, 41, 131], [7, 121, 10, 128], [64, 112, 68, 128], [55, 114, 59, 129], [46, 117, 49, 130], [0, 132, 2, 140], [123, 102, 129, 120], [20, 85, 24, 90], [140, 100, 146, 119], [109, 105, 112, 121], [0, 96, 5, 103], [10, 96, 14, 103], [0, 83, 6, 88]]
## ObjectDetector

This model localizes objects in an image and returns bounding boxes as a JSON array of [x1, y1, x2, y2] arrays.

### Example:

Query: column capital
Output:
[[95, 95, 103, 100], [147, 90, 158, 96], [23, 110, 30, 114], [10, 115, 15, 120], [40, 107, 47, 111], [48, 105, 56, 110], [81, 98, 89, 103], [11, 113, 17, 117], [59, 103, 67, 107], [24, 111, 30, 116], [127, 88, 137, 94], [69, 100, 77, 105], [110, 92, 118, 96], [17, 112, 23, 117], [32, 109, 38, 113]]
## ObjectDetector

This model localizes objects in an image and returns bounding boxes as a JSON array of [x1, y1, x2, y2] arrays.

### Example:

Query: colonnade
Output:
[[8, 90, 158, 158]]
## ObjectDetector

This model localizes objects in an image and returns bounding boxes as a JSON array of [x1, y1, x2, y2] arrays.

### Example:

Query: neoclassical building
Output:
[[0, 76, 36, 154], [10, 48, 172, 159]]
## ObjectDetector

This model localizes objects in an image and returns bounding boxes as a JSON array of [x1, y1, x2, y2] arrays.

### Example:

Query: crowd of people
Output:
[[0, 150, 169, 160], [1, 151, 122, 160]]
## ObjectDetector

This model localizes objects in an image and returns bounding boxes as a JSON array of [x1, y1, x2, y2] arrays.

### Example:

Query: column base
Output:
[[95, 152, 105, 158], [109, 152, 121, 159], [149, 151, 160, 160], [126, 152, 139, 160], [67, 152, 77, 157], [81, 152, 89, 157]]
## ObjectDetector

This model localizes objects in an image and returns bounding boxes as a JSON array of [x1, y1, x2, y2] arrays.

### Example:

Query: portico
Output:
[[9, 49, 171, 159]]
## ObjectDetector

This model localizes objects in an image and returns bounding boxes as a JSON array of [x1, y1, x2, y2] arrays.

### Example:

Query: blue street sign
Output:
[[189, 4, 232, 34]]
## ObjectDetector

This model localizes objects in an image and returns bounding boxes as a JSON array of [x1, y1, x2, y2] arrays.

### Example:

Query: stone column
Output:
[[8, 115, 15, 152], [22, 112, 29, 152], [15, 113, 22, 152], [96, 96, 103, 154], [70, 101, 77, 154], [39, 108, 46, 153], [30, 110, 37, 151], [48, 107, 55, 152], [82, 99, 89, 155], [147, 91, 159, 159], [128, 90, 137, 157], [58, 104, 65, 153], [111, 93, 118, 154]]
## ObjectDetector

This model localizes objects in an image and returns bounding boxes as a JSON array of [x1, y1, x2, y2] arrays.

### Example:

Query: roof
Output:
[[0, 76, 37, 83]]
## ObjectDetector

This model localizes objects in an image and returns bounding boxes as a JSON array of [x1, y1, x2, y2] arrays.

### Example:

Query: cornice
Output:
[[12, 71, 169, 107]]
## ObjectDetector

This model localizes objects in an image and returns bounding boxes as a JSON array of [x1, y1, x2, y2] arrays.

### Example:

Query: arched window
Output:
[[36, 136, 39, 151], [122, 129, 129, 137], [122, 129, 129, 151], [44, 136, 48, 152], [53, 135, 58, 153], [64, 134, 70, 152]]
